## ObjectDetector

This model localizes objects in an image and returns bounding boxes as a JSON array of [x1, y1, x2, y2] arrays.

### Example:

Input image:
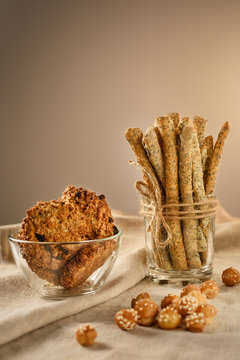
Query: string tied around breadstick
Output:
[[130, 158, 172, 248], [133, 162, 217, 249], [135, 180, 172, 248], [141, 199, 218, 220]]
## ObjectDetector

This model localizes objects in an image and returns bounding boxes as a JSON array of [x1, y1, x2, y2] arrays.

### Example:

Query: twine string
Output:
[[132, 161, 217, 248]]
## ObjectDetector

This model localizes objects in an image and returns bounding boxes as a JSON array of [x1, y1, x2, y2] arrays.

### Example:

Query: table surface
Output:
[[1, 249, 240, 360], [1, 211, 240, 360]]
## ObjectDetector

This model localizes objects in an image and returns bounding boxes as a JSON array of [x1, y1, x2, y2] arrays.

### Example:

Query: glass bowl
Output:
[[8, 229, 122, 299]]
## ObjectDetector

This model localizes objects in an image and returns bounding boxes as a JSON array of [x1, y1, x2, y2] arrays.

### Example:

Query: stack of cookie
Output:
[[18, 185, 117, 288], [125, 113, 230, 271]]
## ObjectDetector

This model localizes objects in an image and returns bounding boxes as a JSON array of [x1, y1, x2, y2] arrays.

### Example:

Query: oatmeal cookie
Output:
[[59, 240, 116, 288], [19, 186, 117, 287]]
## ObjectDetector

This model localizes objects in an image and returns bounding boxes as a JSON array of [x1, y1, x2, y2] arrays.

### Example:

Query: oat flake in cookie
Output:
[[19, 185, 117, 288]]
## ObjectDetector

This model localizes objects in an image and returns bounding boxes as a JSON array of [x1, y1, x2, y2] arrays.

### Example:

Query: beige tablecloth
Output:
[[1, 207, 240, 360]]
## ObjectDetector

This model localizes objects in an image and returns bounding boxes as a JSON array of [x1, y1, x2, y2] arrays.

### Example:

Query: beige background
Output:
[[1, 0, 240, 225]]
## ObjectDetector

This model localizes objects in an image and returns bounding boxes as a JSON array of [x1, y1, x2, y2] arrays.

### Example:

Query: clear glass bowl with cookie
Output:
[[8, 185, 122, 298], [125, 113, 230, 282], [9, 229, 121, 298]]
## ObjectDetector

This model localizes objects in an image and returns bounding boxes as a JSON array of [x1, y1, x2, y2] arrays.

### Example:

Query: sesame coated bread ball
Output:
[[222, 267, 240, 287], [75, 324, 97, 346], [161, 294, 180, 309], [178, 296, 198, 316], [134, 298, 159, 326], [157, 307, 182, 330], [131, 292, 152, 308], [185, 313, 206, 332], [115, 309, 138, 331], [200, 280, 220, 299], [185, 290, 207, 306], [196, 303, 217, 325], [180, 284, 200, 298]]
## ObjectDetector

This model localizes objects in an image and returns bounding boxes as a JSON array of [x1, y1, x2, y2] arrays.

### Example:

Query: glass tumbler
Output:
[[142, 197, 216, 283]]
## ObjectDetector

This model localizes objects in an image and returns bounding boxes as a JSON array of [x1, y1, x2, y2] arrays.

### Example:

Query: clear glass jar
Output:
[[142, 198, 215, 283]]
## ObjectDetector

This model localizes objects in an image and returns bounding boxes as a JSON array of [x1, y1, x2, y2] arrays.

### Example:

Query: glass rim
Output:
[[8, 228, 122, 245]]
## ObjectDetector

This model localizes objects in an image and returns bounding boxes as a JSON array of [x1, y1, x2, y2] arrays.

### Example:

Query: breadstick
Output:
[[142, 126, 165, 187], [201, 136, 213, 185], [125, 128, 158, 193], [179, 117, 208, 252], [201, 122, 230, 264], [155, 231, 173, 270], [142, 189, 167, 268], [169, 113, 181, 150], [196, 226, 207, 252], [143, 126, 172, 269], [191, 123, 206, 201], [153, 126, 164, 151], [126, 136, 162, 268], [136, 181, 160, 266], [179, 125, 201, 268], [201, 136, 213, 172], [156, 116, 188, 270], [167, 113, 180, 129], [178, 117, 191, 134], [125, 128, 173, 270], [191, 122, 208, 251], [205, 122, 230, 195], [193, 116, 207, 146], [201, 145, 208, 171]]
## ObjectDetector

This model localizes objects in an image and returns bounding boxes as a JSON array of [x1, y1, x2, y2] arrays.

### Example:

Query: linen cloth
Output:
[[0, 213, 146, 346], [1, 207, 240, 360]]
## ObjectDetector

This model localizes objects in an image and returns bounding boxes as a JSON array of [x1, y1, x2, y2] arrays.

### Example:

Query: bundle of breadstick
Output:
[[125, 113, 230, 271]]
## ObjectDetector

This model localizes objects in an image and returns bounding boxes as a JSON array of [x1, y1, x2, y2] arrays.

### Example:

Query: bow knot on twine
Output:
[[133, 163, 218, 249]]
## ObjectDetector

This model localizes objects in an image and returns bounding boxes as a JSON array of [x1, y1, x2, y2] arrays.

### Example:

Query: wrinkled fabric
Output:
[[0, 207, 240, 359]]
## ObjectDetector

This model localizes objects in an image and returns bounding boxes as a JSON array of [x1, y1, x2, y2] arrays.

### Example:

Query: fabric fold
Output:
[[0, 214, 146, 346], [0, 206, 239, 346]]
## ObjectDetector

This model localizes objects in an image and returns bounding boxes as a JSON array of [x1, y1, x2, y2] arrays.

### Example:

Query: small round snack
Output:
[[196, 303, 217, 325], [180, 284, 200, 298], [185, 290, 207, 306], [75, 324, 97, 346], [185, 312, 206, 332], [157, 306, 181, 330], [200, 280, 220, 299], [171, 296, 180, 311], [115, 309, 138, 331], [178, 296, 198, 316], [131, 292, 152, 308], [161, 294, 180, 309], [134, 298, 159, 326], [222, 267, 240, 287]]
